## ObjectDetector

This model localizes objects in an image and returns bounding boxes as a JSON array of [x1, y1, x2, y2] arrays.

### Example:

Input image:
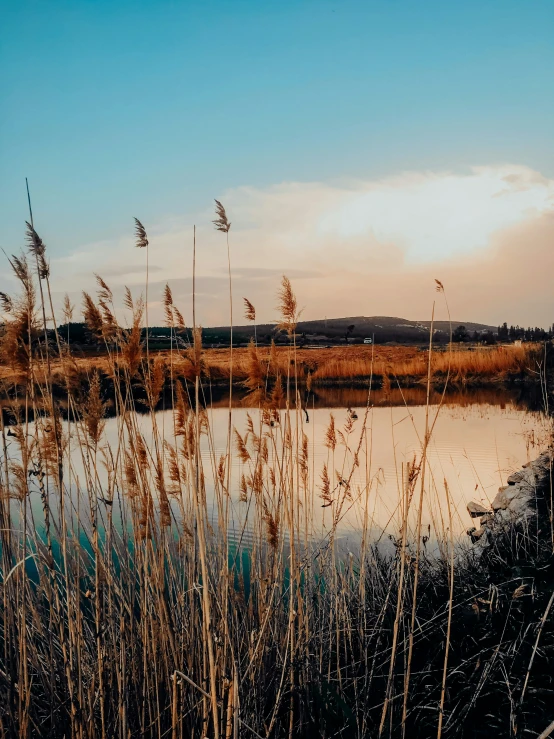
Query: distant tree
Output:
[[498, 322, 509, 341], [453, 325, 469, 343], [471, 330, 479, 342], [57, 322, 90, 345], [345, 324, 355, 343], [482, 331, 497, 345]]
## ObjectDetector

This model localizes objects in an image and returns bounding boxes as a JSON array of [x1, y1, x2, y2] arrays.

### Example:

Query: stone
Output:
[[469, 450, 553, 555], [492, 484, 533, 514], [470, 528, 485, 541], [467, 501, 490, 517], [492, 486, 512, 511]]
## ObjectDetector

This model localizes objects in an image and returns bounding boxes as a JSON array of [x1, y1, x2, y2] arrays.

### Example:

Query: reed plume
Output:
[[320, 463, 332, 507], [83, 370, 106, 446], [26, 222, 49, 279], [243, 338, 264, 396], [0, 255, 38, 380], [134, 217, 149, 248], [62, 293, 74, 323], [134, 217, 150, 360], [0, 292, 13, 314], [82, 292, 104, 340], [243, 297, 256, 322], [277, 274, 298, 336], [163, 283, 174, 327], [122, 294, 144, 375], [1, 221, 552, 739], [213, 199, 231, 232]]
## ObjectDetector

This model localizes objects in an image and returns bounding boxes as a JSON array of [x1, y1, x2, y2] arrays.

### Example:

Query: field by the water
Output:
[[1, 257, 553, 738], [0, 341, 537, 396]]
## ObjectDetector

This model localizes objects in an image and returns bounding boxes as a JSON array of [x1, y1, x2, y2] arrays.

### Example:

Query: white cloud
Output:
[[35, 163, 554, 326], [318, 166, 554, 262]]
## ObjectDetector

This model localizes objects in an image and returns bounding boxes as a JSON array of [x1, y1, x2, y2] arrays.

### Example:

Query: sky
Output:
[[1, 0, 554, 328]]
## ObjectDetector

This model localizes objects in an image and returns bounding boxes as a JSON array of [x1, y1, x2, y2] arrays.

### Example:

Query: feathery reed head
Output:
[[62, 294, 74, 323], [243, 297, 256, 322], [324, 414, 337, 452], [263, 507, 279, 550], [123, 286, 134, 311], [96, 277, 117, 339], [319, 463, 332, 507], [0, 292, 13, 314], [213, 199, 231, 233], [25, 221, 45, 256], [277, 275, 298, 336], [26, 222, 49, 278], [9, 254, 33, 293], [163, 284, 174, 327], [243, 338, 264, 396], [173, 305, 186, 331], [435, 278, 444, 292], [83, 370, 106, 446], [82, 292, 104, 339], [122, 296, 144, 375], [95, 274, 113, 303], [134, 218, 149, 248]]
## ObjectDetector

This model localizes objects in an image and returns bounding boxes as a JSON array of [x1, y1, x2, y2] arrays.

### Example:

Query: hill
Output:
[[202, 315, 498, 345]]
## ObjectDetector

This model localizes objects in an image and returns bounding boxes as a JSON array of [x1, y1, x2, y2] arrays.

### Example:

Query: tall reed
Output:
[[0, 217, 552, 739]]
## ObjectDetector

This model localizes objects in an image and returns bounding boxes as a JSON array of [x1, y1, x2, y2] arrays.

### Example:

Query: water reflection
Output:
[[193, 383, 544, 412], [8, 385, 551, 548]]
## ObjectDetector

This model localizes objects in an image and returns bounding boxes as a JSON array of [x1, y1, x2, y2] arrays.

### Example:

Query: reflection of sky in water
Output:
[[10, 393, 550, 546]]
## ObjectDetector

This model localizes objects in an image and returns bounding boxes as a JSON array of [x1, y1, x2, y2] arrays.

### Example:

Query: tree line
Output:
[[453, 322, 554, 343]]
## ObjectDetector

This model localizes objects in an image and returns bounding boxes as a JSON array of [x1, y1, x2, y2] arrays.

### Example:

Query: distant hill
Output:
[[201, 316, 498, 345]]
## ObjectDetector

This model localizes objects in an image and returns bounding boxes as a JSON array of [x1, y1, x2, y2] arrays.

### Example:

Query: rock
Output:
[[467, 501, 490, 517], [492, 486, 512, 511], [468, 450, 553, 551], [492, 484, 533, 513]]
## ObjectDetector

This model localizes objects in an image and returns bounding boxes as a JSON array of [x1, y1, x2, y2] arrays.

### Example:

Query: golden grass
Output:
[[0, 219, 551, 738], [0, 343, 532, 388]]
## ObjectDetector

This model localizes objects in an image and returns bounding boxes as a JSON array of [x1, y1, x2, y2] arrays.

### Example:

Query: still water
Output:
[[112, 386, 550, 542], [11, 386, 550, 547]]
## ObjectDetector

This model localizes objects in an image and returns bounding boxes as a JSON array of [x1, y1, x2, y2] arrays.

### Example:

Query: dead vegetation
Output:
[[0, 213, 553, 738], [0, 343, 537, 402]]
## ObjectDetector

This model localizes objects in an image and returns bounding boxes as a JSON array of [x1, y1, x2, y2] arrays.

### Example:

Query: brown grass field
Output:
[[0, 342, 535, 391], [1, 223, 552, 737]]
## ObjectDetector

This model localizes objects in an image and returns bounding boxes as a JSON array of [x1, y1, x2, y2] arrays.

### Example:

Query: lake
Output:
[[16, 384, 546, 550]]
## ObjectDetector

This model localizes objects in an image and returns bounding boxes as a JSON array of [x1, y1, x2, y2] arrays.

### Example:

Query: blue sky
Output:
[[1, 0, 554, 324]]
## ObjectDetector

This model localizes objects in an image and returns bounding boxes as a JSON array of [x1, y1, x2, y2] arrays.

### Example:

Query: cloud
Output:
[[318, 166, 554, 263], [224, 267, 322, 280], [40, 164, 554, 327]]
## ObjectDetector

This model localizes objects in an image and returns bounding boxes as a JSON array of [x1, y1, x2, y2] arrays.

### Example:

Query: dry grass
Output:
[[0, 224, 552, 738], [0, 343, 535, 392]]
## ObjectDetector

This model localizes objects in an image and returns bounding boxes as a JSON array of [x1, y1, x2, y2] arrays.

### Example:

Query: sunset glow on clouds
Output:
[[2, 1, 553, 331], [35, 163, 554, 328]]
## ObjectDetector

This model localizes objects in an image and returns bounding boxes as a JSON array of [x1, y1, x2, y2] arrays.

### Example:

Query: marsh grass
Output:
[[0, 218, 553, 738], [0, 344, 535, 405]]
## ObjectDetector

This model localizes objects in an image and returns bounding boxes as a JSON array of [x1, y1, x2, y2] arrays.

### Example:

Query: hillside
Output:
[[202, 315, 497, 345]]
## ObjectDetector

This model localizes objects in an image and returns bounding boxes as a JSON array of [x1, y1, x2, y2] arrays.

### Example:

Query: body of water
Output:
[[6, 385, 550, 549]]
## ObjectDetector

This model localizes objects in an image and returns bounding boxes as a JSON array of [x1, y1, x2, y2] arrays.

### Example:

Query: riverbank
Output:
[[0, 342, 540, 401]]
